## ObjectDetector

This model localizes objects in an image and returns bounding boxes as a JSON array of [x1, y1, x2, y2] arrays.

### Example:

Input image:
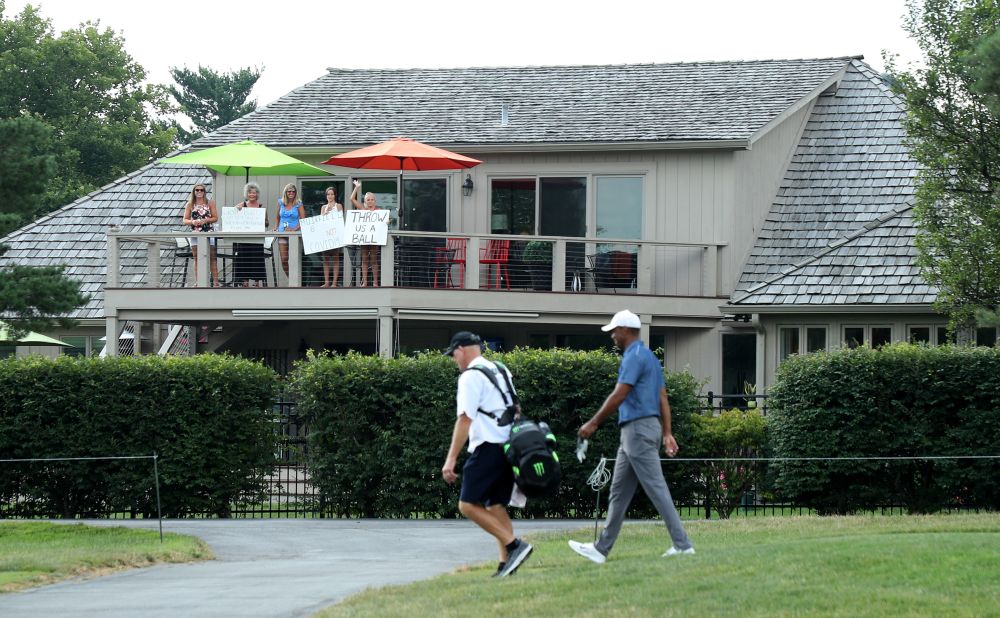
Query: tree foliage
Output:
[[0, 1, 176, 217], [887, 0, 1000, 328], [168, 65, 261, 143], [0, 115, 55, 237]]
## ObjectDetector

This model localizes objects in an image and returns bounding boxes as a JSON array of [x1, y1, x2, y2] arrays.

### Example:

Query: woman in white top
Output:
[[320, 186, 344, 287], [350, 180, 380, 287]]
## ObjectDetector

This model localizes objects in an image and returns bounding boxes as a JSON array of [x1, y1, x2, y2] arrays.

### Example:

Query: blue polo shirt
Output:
[[617, 340, 664, 425]]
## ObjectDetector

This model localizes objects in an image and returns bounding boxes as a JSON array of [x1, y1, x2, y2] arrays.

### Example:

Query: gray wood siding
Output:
[[728, 102, 815, 292], [662, 326, 721, 394]]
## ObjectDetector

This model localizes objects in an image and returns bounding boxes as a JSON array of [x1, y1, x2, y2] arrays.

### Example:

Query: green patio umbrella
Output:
[[0, 322, 71, 346], [160, 139, 330, 182]]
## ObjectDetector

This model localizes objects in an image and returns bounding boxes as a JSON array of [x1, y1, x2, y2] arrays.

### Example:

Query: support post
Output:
[[552, 240, 566, 292], [465, 236, 480, 289], [288, 235, 301, 287], [378, 312, 393, 358], [381, 239, 394, 288], [147, 241, 161, 288], [105, 316, 119, 358]]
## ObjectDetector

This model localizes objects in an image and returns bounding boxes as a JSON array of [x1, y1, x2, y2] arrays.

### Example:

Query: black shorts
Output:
[[460, 442, 514, 507]]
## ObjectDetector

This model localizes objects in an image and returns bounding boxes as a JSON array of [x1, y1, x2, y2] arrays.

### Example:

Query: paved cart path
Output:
[[0, 518, 590, 618]]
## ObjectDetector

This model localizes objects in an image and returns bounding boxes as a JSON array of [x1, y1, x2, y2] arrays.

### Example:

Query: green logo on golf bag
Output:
[[533, 461, 545, 476]]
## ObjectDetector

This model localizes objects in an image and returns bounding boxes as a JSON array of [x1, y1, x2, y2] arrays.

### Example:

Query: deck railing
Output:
[[106, 228, 727, 296]]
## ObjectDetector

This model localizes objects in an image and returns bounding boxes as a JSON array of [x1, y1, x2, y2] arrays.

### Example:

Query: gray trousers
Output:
[[595, 416, 692, 555]]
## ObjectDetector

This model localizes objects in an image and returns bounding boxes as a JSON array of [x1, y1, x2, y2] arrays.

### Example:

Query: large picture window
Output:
[[491, 179, 536, 235], [596, 176, 642, 240]]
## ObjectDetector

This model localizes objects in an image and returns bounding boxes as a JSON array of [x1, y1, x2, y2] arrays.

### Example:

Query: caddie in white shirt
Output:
[[441, 331, 534, 578]]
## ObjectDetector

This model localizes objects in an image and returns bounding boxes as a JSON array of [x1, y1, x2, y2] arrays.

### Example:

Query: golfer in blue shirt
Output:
[[569, 310, 694, 564]]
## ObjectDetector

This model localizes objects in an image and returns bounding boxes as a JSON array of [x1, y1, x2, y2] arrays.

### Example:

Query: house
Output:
[[7, 56, 987, 393]]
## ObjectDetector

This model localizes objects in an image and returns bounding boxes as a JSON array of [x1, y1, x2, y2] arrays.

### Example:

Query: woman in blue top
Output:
[[273, 183, 306, 278]]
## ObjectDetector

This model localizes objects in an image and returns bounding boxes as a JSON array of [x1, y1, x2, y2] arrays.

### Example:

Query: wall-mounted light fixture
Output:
[[462, 174, 474, 197]]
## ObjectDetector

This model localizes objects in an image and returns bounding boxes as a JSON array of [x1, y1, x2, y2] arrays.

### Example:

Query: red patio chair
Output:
[[433, 238, 467, 288], [480, 239, 510, 290]]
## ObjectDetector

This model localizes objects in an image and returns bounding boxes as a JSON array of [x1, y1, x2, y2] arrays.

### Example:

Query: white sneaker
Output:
[[568, 540, 607, 564], [662, 546, 696, 557]]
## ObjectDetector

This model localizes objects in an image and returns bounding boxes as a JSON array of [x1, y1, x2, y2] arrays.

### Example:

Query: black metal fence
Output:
[[4, 396, 996, 519], [699, 391, 769, 415]]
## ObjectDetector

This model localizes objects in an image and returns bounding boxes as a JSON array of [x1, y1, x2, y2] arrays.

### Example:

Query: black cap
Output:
[[444, 331, 482, 356]]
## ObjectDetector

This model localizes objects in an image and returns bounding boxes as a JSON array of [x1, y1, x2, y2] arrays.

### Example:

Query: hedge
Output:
[[292, 348, 702, 518], [769, 344, 1000, 514], [0, 355, 278, 517]]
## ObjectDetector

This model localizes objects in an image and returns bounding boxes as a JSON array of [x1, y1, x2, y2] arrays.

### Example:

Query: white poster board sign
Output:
[[221, 207, 266, 233], [300, 212, 347, 255], [345, 209, 390, 245]]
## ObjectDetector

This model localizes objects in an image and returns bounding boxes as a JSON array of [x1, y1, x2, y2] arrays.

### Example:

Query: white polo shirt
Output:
[[456, 356, 514, 452]]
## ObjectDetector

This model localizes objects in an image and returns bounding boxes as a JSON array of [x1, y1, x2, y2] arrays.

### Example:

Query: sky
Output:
[[6, 0, 924, 109]]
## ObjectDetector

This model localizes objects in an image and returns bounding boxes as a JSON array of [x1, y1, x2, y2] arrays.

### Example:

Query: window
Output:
[[977, 327, 998, 347], [779, 327, 800, 360], [90, 336, 105, 357], [0, 345, 14, 359], [401, 179, 447, 232], [909, 326, 931, 344], [844, 325, 893, 349], [779, 326, 826, 361], [491, 179, 536, 235], [62, 336, 87, 357], [490, 174, 645, 240], [596, 177, 642, 240], [806, 327, 827, 353], [354, 178, 399, 229], [539, 178, 587, 237], [937, 326, 956, 345]]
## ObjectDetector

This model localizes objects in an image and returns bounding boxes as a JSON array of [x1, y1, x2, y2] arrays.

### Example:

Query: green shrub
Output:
[[522, 241, 553, 264], [688, 408, 768, 519], [292, 348, 702, 518], [769, 344, 1000, 514], [0, 354, 278, 517]]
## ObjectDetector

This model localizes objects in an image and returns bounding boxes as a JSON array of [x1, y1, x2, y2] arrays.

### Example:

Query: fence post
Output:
[[153, 453, 163, 543]]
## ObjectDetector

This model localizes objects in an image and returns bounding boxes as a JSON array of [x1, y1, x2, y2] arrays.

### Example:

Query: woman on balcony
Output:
[[233, 182, 269, 287], [320, 186, 344, 287], [274, 183, 306, 279], [181, 183, 219, 286], [350, 180, 380, 287]]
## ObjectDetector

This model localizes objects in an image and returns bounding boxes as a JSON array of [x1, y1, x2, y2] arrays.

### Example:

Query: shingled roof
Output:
[[730, 60, 933, 307], [0, 164, 211, 319], [198, 58, 851, 148]]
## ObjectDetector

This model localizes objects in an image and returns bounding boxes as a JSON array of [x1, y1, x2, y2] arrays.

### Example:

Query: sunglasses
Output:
[[194, 188, 206, 192], [286, 190, 297, 194]]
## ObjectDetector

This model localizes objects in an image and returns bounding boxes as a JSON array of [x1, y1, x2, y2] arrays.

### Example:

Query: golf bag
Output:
[[464, 361, 561, 498]]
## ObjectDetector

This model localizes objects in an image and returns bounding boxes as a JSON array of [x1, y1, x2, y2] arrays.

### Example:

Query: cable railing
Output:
[[106, 229, 727, 296]]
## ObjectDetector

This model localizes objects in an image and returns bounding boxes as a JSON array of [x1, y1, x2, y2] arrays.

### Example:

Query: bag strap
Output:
[[463, 362, 520, 423]]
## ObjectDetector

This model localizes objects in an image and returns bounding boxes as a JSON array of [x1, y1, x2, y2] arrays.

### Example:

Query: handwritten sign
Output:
[[221, 206, 266, 233], [301, 212, 347, 255], [345, 209, 389, 246]]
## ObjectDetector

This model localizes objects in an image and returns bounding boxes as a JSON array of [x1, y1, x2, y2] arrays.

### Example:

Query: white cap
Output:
[[601, 309, 641, 331]]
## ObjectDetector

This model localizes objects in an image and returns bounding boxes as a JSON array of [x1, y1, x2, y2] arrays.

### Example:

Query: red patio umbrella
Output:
[[323, 137, 482, 232], [322, 137, 482, 171]]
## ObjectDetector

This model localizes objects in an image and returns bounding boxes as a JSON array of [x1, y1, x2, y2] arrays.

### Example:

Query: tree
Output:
[[0, 116, 55, 237], [0, 1, 176, 217], [886, 0, 1000, 329], [168, 65, 261, 143]]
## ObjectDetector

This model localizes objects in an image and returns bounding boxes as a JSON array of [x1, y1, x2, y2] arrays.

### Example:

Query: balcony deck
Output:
[[104, 230, 727, 355]]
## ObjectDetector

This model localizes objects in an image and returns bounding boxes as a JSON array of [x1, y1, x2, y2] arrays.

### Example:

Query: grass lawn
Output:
[[0, 521, 212, 593], [318, 513, 1000, 617]]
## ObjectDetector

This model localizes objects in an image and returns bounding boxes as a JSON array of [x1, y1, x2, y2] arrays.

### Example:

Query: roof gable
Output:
[[198, 58, 852, 148], [732, 60, 926, 307], [0, 164, 211, 320]]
